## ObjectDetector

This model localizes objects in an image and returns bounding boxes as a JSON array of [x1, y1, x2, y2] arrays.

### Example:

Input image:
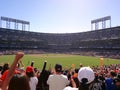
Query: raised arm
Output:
[[19, 60, 25, 68], [1, 52, 24, 90]]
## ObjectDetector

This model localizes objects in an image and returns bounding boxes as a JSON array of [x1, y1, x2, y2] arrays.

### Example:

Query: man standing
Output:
[[47, 64, 69, 90]]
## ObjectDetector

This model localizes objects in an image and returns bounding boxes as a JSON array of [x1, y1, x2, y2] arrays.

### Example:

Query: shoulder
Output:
[[105, 78, 113, 82], [48, 74, 54, 78], [0, 70, 8, 81], [30, 77, 38, 85], [30, 77, 38, 81], [61, 74, 68, 78]]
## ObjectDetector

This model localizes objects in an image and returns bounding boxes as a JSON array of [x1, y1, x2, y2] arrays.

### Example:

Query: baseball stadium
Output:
[[1, 1, 120, 90], [0, 16, 120, 69]]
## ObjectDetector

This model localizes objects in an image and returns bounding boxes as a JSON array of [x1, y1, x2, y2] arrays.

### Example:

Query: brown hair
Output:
[[8, 74, 30, 90]]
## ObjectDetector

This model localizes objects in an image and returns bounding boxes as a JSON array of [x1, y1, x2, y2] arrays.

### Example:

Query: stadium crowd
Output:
[[0, 52, 120, 90], [0, 27, 120, 59]]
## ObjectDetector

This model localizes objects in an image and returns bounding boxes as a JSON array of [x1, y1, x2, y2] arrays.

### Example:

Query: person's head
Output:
[[79, 63, 83, 68], [110, 70, 116, 77], [78, 67, 95, 90], [114, 75, 120, 87], [3, 63, 9, 69], [75, 68, 79, 73], [78, 67, 95, 84], [1, 63, 9, 74], [26, 66, 34, 78], [55, 64, 62, 73], [108, 70, 116, 78], [8, 74, 30, 90]]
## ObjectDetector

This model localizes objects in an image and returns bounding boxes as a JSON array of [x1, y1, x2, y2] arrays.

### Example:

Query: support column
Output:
[[6, 20, 10, 29], [15, 22, 18, 30], [22, 23, 25, 31], [95, 22, 99, 30], [102, 21, 106, 29]]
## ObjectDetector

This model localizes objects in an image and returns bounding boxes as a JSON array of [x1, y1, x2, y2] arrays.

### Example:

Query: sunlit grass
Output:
[[0, 54, 120, 70]]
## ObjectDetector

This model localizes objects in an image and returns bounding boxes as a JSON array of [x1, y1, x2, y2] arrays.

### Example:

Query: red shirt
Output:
[[0, 70, 20, 82]]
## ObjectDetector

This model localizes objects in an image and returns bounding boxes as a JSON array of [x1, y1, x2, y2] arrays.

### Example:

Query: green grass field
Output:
[[0, 54, 120, 70]]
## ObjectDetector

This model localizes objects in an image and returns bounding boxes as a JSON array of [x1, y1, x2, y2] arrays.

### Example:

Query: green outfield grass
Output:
[[0, 54, 120, 70]]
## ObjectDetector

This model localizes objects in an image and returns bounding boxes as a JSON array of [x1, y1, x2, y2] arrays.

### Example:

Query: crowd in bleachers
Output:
[[1, 26, 120, 59], [0, 52, 120, 90], [0, 26, 120, 51], [1, 49, 120, 59]]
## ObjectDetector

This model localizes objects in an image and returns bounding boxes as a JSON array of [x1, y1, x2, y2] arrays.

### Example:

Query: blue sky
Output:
[[0, 0, 120, 33]]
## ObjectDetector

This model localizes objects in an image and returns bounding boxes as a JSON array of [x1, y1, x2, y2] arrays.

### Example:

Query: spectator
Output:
[[73, 68, 79, 88], [0, 68, 20, 83], [79, 63, 83, 69], [64, 67, 95, 90], [16, 60, 25, 71], [89, 72, 105, 90], [16, 60, 25, 75], [105, 70, 116, 90], [63, 77, 78, 90], [8, 74, 30, 90], [1, 63, 9, 75], [26, 66, 38, 90], [78, 67, 95, 90], [113, 72, 120, 90], [37, 61, 50, 90], [1, 52, 24, 90], [47, 64, 69, 90]]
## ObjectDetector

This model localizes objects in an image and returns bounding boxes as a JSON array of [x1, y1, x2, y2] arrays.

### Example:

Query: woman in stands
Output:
[[1, 63, 9, 75], [8, 74, 30, 90], [26, 66, 38, 90]]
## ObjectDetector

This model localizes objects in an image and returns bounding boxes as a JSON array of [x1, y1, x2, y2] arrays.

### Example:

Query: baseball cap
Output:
[[78, 67, 95, 84], [26, 66, 34, 73]]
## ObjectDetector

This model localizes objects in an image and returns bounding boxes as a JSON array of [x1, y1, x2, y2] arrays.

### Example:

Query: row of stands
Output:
[[0, 26, 120, 57]]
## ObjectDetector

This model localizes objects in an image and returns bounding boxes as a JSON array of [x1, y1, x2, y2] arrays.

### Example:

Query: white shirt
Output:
[[47, 74, 70, 90], [29, 77, 38, 90], [63, 86, 78, 90]]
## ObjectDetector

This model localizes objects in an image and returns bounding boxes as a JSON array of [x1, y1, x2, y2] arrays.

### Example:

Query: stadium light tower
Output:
[[0, 16, 30, 31], [91, 16, 111, 30]]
